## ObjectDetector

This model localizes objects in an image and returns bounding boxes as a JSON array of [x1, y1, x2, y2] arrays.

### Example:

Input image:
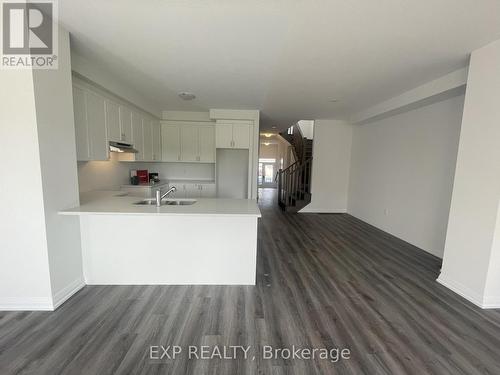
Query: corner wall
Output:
[[347, 95, 464, 258], [300, 120, 352, 213]]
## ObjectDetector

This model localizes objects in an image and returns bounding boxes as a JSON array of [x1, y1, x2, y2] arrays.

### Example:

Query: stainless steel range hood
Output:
[[109, 141, 139, 154]]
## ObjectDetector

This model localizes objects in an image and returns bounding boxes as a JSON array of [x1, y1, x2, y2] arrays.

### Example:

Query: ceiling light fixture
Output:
[[178, 92, 196, 100]]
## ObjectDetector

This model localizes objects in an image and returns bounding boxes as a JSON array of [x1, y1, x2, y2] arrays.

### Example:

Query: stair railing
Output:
[[276, 157, 313, 210]]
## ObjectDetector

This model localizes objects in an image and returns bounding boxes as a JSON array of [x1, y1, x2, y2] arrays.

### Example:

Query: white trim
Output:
[[52, 278, 85, 309], [437, 273, 500, 309], [299, 208, 347, 214], [0, 297, 54, 311]]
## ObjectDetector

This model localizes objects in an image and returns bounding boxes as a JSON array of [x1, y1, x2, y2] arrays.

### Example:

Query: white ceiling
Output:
[[59, 1, 500, 130]]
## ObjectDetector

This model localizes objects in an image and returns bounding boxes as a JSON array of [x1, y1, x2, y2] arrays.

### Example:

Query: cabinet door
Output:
[[198, 125, 215, 162], [143, 118, 153, 161], [152, 121, 161, 161], [180, 124, 199, 162], [72, 86, 90, 160], [119, 105, 132, 142], [215, 123, 233, 148], [200, 184, 216, 198], [85, 91, 108, 160], [232, 122, 251, 149], [161, 123, 181, 162], [105, 100, 121, 142], [132, 111, 144, 161], [184, 184, 200, 198]]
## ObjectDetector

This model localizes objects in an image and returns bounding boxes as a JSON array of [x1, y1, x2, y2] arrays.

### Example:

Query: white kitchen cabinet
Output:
[[180, 125, 199, 162], [143, 118, 153, 161], [161, 123, 181, 162], [152, 121, 161, 161], [119, 105, 133, 143], [199, 125, 215, 162], [85, 91, 108, 160], [183, 183, 200, 198], [132, 111, 143, 161], [216, 121, 251, 149], [215, 123, 233, 148], [73, 86, 90, 161], [200, 183, 216, 198], [161, 122, 215, 163], [105, 100, 121, 142]]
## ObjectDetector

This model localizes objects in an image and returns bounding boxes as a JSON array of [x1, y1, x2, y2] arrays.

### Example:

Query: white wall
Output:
[[438, 39, 500, 308], [32, 28, 84, 307], [348, 95, 464, 258], [0, 68, 54, 310], [297, 120, 314, 139], [300, 120, 352, 213]]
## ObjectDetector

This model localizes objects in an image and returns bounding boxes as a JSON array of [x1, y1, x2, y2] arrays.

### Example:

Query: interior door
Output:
[[180, 124, 199, 162], [161, 123, 180, 162]]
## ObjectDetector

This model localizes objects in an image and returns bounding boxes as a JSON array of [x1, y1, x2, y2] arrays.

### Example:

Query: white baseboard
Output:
[[0, 297, 54, 311], [52, 277, 85, 309], [437, 274, 500, 309], [299, 208, 347, 214]]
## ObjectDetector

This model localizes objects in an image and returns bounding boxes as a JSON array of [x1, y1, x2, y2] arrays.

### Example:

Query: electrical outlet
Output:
[[384, 208, 389, 216]]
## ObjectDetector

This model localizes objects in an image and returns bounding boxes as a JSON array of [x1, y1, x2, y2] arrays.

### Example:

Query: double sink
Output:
[[134, 199, 197, 206]]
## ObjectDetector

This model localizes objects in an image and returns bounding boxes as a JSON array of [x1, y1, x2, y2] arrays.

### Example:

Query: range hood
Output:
[[109, 141, 138, 154]]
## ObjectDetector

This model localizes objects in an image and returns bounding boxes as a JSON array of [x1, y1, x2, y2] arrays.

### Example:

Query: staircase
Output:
[[276, 123, 313, 212]]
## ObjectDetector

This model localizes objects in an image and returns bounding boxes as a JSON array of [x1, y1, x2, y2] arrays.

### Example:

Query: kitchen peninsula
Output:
[[60, 191, 261, 285]]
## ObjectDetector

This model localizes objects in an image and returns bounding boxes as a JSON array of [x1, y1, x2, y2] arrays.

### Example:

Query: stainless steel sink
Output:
[[165, 200, 196, 205], [133, 199, 196, 206]]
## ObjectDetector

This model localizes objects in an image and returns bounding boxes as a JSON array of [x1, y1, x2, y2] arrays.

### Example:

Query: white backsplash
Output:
[[78, 152, 215, 193]]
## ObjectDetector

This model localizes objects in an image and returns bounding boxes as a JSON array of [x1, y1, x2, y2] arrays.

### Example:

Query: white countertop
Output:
[[59, 191, 261, 217], [167, 179, 216, 185]]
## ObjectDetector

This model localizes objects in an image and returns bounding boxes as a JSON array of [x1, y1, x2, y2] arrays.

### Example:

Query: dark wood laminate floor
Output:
[[2, 188, 500, 375]]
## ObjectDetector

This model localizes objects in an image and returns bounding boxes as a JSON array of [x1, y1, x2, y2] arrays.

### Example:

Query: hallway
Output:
[[1, 189, 500, 374]]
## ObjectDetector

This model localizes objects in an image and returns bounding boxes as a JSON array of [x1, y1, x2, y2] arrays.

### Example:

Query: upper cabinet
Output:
[[105, 100, 120, 142], [73, 87, 108, 161], [161, 121, 215, 163], [73, 86, 90, 161], [131, 111, 144, 161], [143, 118, 153, 161], [152, 121, 161, 161], [119, 106, 133, 143], [216, 121, 251, 149], [161, 123, 181, 162]]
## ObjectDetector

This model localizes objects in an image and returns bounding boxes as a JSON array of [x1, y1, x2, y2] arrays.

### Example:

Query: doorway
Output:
[[258, 158, 277, 188]]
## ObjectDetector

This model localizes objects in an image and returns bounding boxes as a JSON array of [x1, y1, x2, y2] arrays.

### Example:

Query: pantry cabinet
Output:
[[215, 121, 251, 149]]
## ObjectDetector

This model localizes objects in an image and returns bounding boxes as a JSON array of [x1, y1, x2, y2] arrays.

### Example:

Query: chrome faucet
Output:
[[155, 186, 177, 207]]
